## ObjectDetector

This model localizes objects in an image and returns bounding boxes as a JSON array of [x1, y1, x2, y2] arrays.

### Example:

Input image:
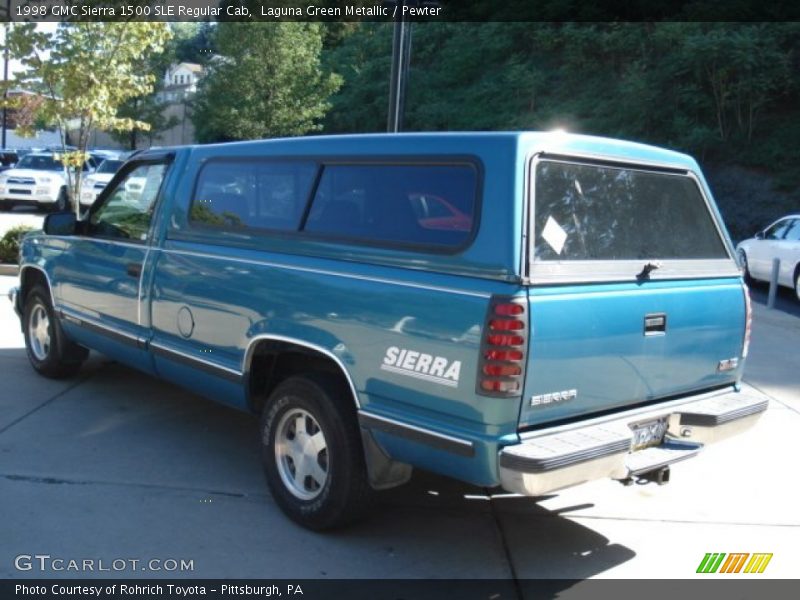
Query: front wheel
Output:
[[23, 285, 86, 378], [260, 375, 372, 530], [738, 249, 753, 283]]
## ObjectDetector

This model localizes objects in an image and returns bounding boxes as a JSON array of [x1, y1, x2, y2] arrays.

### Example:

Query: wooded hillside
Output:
[[322, 22, 800, 239]]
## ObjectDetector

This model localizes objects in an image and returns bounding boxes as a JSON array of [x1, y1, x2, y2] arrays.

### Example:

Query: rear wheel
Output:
[[260, 374, 372, 530], [794, 268, 800, 303], [23, 285, 86, 378]]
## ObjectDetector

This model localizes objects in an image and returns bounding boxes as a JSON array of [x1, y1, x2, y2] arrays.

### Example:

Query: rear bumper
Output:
[[499, 387, 768, 496]]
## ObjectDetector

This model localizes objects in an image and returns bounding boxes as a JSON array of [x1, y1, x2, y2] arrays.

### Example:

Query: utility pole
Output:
[[387, 1, 413, 133], [1, 0, 10, 149]]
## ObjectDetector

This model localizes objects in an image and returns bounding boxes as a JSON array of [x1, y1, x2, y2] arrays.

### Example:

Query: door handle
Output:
[[126, 263, 142, 278], [644, 313, 667, 336]]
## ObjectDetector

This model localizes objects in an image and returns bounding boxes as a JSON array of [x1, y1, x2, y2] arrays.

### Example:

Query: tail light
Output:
[[477, 296, 528, 397], [742, 284, 752, 358]]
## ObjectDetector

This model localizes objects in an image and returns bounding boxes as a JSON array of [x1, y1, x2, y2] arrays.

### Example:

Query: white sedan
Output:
[[736, 214, 800, 301]]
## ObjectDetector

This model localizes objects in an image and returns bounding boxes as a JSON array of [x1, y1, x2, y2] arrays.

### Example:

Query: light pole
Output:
[[1, 0, 10, 149], [387, 1, 413, 132]]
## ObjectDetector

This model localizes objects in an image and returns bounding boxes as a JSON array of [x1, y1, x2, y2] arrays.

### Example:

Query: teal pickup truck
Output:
[[10, 132, 767, 529]]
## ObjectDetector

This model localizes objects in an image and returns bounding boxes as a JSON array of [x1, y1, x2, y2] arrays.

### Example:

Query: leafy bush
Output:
[[0, 225, 35, 264]]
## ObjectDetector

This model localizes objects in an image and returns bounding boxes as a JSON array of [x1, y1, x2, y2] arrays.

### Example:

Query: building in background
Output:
[[150, 62, 204, 147], [160, 62, 204, 102], [3, 128, 60, 149], [87, 62, 205, 150]]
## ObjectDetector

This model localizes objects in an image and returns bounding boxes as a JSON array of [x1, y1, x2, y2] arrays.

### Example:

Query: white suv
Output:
[[79, 158, 124, 208], [0, 153, 74, 211]]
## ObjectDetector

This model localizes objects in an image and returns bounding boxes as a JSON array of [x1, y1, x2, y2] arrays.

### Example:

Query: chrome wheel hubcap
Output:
[[275, 408, 329, 500], [28, 304, 51, 361]]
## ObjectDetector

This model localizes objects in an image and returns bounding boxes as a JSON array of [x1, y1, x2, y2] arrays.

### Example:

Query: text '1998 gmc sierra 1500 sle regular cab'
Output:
[[10, 132, 768, 529]]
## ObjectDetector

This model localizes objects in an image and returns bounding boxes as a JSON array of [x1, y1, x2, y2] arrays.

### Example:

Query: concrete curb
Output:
[[0, 264, 19, 277]]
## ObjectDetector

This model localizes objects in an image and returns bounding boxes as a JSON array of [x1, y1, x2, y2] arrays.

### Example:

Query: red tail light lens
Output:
[[483, 364, 522, 377], [477, 298, 528, 397], [494, 303, 524, 316], [484, 349, 523, 361], [489, 319, 524, 331], [487, 334, 525, 346]]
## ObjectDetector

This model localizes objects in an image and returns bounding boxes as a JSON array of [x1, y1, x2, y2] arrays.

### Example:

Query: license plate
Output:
[[630, 418, 668, 450]]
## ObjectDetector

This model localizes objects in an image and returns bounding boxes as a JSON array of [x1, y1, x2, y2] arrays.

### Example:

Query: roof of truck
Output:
[[141, 131, 698, 171]]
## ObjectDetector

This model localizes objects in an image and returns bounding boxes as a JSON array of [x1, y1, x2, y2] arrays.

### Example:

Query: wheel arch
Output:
[[244, 335, 360, 415], [20, 265, 55, 304]]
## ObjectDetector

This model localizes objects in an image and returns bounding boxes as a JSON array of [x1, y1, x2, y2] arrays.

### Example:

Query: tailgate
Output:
[[520, 278, 746, 428]]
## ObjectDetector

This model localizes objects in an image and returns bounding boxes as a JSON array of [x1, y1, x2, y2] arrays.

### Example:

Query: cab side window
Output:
[[189, 160, 316, 232], [90, 163, 167, 242], [303, 164, 477, 249]]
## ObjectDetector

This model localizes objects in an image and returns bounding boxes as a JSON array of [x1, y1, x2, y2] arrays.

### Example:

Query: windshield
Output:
[[15, 154, 64, 172], [97, 159, 123, 174]]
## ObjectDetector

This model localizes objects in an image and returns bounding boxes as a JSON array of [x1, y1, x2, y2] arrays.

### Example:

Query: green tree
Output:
[[110, 94, 179, 151], [171, 22, 216, 65], [323, 23, 392, 133], [192, 23, 341, 143], [110, 22, 220, 149], [3, 22, 172, 214], [324, 22, 796, 144]]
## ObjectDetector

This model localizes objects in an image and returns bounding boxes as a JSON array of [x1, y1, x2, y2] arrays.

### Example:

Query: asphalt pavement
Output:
[[0, 274, 798, 585]]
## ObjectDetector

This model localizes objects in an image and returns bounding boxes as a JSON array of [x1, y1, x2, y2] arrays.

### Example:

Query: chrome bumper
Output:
[[499, 387, 768, 496]]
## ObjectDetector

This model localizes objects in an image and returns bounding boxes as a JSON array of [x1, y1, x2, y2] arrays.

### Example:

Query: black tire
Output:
[[260, 374, 372, 530], [0, 199, 10, 212], [738, 249, 753, 284], [794, 267, 800, 304], [22, 285, 87, 378]]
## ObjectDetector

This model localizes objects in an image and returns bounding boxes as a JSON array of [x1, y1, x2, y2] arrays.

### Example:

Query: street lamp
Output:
[[386, 1, 413, 133], [386, 1, 441, 132], [2, 0, 10, 149]]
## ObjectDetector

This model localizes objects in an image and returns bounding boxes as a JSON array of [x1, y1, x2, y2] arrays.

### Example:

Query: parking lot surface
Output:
[[0, 274, 798, 584]]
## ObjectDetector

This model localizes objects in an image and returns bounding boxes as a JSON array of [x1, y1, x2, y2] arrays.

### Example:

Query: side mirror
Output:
[[43, 211, 77, 236], [754, 231, 764, 240]]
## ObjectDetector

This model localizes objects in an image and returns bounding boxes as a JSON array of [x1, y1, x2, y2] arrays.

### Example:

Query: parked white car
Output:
[[736, 214, 800, 301], [79, 158, 124, 208], [0, 153, 73, 211]]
